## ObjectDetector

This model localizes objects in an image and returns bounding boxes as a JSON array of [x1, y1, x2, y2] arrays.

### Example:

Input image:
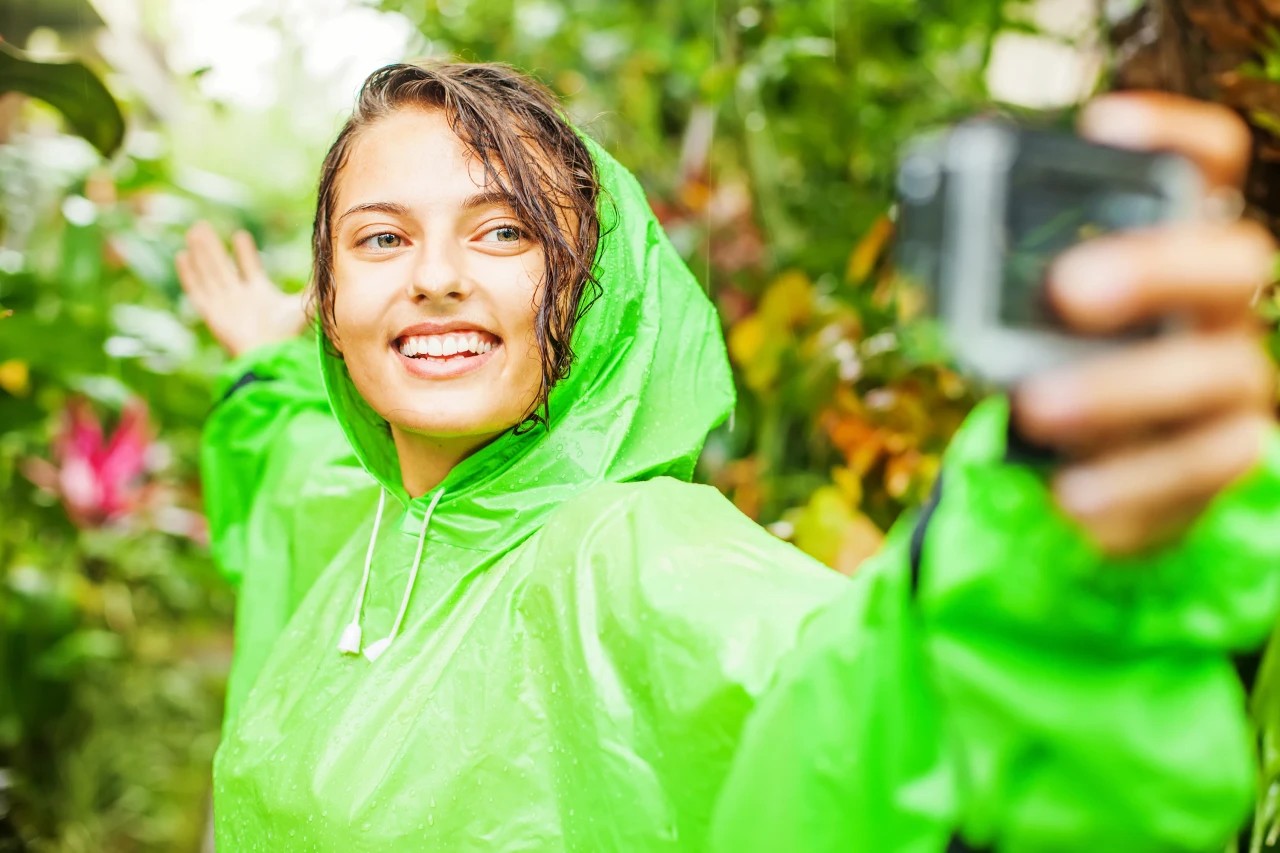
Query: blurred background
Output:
[[2, 0, 1280, 849]]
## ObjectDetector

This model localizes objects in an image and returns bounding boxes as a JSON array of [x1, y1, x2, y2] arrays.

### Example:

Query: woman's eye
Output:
[[486, 225, 523, 244], [361, 232, 402, 250]]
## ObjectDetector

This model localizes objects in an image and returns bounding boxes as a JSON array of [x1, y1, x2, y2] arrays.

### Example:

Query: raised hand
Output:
[[176, 222, 309, 358], [1014, 92, 1277, 556]]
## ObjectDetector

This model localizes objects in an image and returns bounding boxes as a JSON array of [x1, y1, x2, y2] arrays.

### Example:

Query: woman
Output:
[[180, 62, 1280, 850]]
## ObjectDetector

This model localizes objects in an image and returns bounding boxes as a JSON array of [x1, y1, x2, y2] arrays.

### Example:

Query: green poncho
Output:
[[203, 135, 1280, 851]]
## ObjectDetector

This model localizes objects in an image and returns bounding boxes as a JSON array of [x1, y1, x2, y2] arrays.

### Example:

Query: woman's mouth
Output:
[[392, 330, 502, 379]]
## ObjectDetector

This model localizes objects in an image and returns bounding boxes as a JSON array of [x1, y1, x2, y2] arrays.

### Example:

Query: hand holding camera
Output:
[[903, 92, 1277, 555]]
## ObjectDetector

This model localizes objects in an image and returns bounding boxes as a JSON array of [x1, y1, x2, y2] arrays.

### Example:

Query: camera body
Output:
[[894, 119, 1202, 386]]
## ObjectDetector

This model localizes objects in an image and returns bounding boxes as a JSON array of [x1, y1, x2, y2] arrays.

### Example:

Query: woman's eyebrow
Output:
[[460, 190, 519, 213], [336, 201, 411, 228]]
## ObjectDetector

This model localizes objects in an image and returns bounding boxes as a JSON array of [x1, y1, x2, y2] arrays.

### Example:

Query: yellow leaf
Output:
[[793, 486, 853, 568], [831, 465, 863, 509], [846, 214, 895, 284], [728, 314, 766, 368], [792, 485, 885, 574], [759, 270, 813, 329], [0, 359, 30, 396]]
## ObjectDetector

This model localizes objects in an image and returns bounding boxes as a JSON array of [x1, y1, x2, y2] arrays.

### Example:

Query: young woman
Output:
[[179, 62, 1280, 850]]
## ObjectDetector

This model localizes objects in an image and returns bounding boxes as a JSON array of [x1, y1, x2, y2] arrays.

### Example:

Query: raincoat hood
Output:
[[319, 136, 735, 545]]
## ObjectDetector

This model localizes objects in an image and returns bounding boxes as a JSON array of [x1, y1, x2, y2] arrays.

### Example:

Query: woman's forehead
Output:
[[338, 108, 510, 210]]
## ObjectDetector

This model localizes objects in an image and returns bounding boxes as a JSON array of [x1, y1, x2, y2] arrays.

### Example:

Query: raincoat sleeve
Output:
[[710, 397, 1280, 853], [201, 335, 344, 586], [201, 336, 373, 721]]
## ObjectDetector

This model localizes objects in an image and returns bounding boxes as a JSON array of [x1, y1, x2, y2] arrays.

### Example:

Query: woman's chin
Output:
[[386, 413, 514, 446]]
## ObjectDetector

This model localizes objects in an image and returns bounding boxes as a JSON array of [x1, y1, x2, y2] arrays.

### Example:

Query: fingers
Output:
[[232, 229, 267, 283], [183, 221, 240, 291], [1047, 220, 1276, 333], [1015, 332, 1274, 451], [1052, 413, 1270, 555], [1079, 92, 1253, 190], [175, 248, 209, 307]]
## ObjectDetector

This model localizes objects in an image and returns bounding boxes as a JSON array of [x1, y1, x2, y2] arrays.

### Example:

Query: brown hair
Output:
[[311, 61, 603, 429]]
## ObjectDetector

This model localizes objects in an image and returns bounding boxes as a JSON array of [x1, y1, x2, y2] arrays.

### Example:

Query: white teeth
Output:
[[399, 332, 498, 358]]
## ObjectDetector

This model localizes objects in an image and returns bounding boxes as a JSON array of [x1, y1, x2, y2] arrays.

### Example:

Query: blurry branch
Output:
[[0, 39, 123, 156]]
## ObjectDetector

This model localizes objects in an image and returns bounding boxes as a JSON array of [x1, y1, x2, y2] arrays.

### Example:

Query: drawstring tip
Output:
[[363, 637, 392, 662], [338, 623, 363, 655]]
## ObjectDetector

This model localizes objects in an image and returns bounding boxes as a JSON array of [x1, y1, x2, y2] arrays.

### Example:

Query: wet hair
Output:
[[311, 61, 603, 429]]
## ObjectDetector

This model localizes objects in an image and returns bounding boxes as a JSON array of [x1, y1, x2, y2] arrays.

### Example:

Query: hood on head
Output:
[[319, 135, 735, 546]]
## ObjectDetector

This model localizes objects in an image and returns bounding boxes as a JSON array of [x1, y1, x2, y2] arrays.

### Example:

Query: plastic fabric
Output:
[[711, 398, 1280, 852], [203, 130, 1280, 849]]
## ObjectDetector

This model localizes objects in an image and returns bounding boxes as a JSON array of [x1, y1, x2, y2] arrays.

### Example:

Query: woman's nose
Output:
[[409, 241, 471, 302]]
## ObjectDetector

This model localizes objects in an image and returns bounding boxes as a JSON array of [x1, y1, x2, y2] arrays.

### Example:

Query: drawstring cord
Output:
[[337, 489, 386, 655], [337, 487, 445, 662]]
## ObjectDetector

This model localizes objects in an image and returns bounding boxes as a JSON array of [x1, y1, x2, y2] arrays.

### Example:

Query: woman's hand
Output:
[[175, 222, 308, 358], [1013, 92, 1277, 556]]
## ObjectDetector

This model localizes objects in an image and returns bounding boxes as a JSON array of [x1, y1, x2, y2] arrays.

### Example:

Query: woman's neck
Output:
[[391, 426, 501, 498]]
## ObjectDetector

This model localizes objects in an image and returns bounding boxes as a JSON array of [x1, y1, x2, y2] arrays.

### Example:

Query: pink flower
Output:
[[26, 397, 150, 527]]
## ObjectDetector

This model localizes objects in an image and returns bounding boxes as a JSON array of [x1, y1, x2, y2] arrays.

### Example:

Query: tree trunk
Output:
[[1110, 0, 1280, 235]]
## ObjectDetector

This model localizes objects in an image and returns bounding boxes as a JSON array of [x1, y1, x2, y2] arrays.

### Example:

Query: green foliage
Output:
[[0, 43, 124, 158], [0, 65, 237, 850]]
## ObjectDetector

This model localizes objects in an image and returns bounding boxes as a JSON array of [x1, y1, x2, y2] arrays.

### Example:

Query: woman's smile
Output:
[[392, 328, 503, 380]]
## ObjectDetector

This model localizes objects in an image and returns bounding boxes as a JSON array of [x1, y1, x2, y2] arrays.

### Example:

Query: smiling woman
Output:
[[200, 61, 849, 850], [312, 64, 600, 425], [326, 108, 551, 496], [192, 60, 1280, 853]]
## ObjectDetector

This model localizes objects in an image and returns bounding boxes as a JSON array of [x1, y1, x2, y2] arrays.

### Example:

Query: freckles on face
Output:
[[328, 108, 547, 443]]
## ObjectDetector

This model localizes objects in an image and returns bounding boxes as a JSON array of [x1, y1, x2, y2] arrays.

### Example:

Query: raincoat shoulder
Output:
[[531, 476, 849, 700]]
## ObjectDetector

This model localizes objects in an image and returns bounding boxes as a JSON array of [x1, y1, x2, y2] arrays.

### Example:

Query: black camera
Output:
[[894, 120, 1202, 386]]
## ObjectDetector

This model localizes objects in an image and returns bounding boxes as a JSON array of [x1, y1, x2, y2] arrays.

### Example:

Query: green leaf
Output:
[[0, 41, 125, 157]]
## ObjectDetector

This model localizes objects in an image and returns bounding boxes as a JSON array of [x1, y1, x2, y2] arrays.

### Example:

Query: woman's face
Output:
[[330, 108, 545, 456]]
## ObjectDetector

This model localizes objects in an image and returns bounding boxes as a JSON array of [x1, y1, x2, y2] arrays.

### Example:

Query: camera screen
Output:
[[1001, 169, 1166, 328]]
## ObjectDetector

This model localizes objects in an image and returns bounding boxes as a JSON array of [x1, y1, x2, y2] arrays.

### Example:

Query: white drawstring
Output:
[[337, 489, 387, 655], [336, 487, 446, 662], [362, 487, 444, 661]]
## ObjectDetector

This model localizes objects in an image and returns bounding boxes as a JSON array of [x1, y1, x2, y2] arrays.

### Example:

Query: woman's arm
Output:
[[711, 401, 1280, 852]]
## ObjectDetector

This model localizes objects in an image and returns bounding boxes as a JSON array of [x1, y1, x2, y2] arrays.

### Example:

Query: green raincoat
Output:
[[204, 135, 1280, 851]]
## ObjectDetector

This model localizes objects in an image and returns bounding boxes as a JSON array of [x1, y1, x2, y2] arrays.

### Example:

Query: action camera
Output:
[[894, 119, 1202, 386]]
